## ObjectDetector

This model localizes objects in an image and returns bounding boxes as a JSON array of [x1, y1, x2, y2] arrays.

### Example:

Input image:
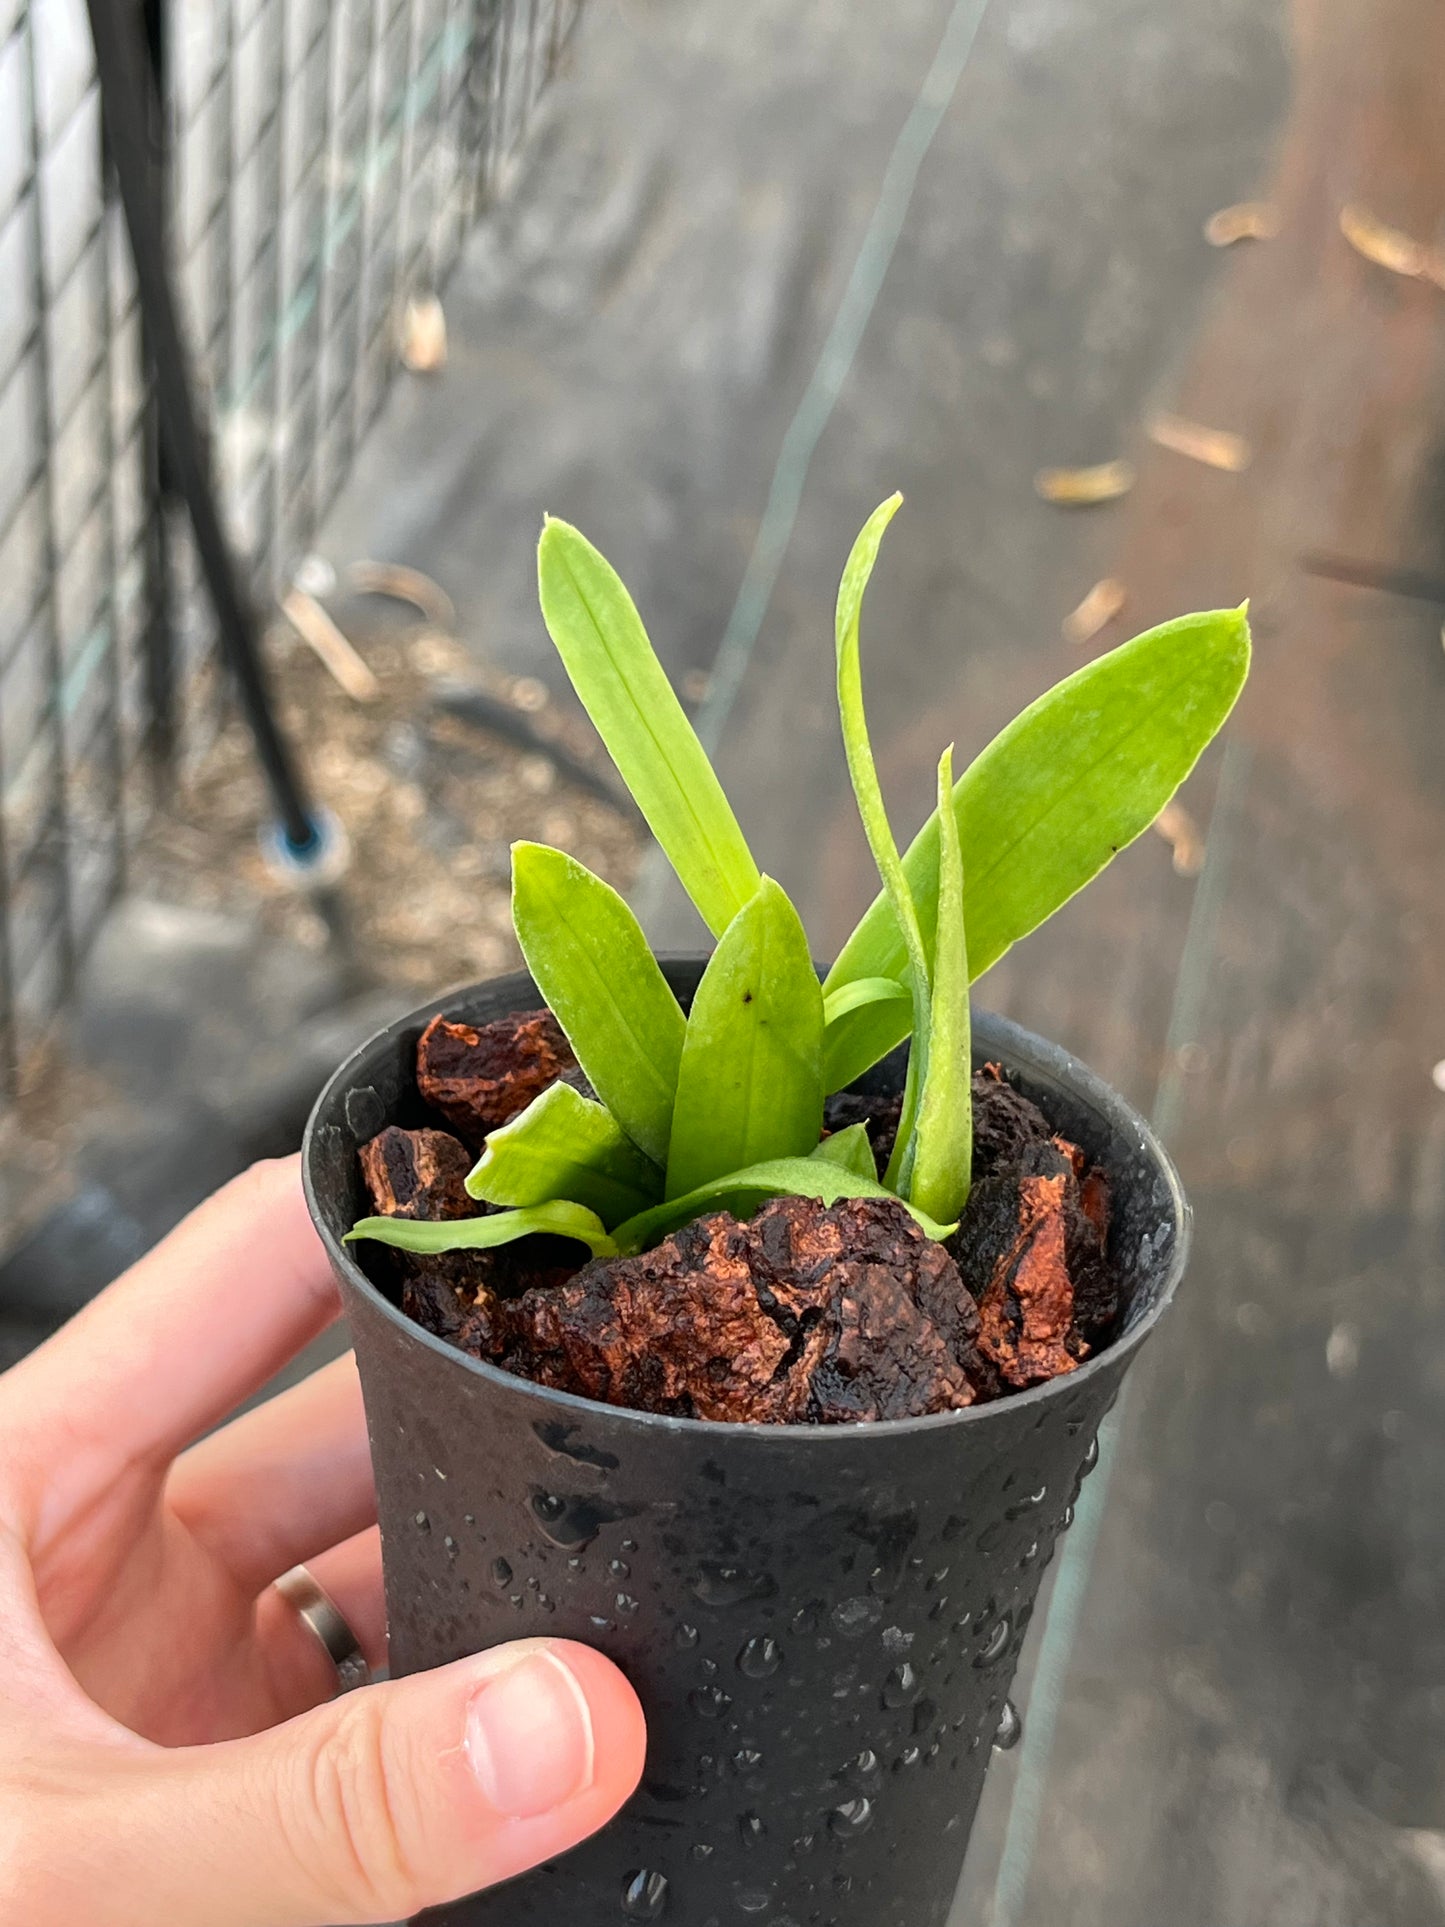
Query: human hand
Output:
[[0, 1156, 646, 1925]]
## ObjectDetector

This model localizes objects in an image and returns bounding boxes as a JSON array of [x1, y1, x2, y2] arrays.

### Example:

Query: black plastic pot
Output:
[[303, 962, 1189, 1927]]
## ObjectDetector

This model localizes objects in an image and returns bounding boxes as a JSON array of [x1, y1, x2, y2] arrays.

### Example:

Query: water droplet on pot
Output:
[[793, 1832, 816, 1855], [829, 1796, 874, 1839], [621, 1868, 669, 1919], [490, 1557, 512, 1589], [463, 1512, 475, 1525], [881, 1625, 913, 1657], [526, 1575, 541, 1591], [1019, 1540, 1040, 1568], [617, 1593, 639, 1615], [692, 1843, 714, 1862], [690, 1685, 733, 1719], [531, 1490, 638, 1551], [568, 1556, 584, 1571], [897, 1744, 921, 1768], [693, 1564, 777, 1608], [1082, 1435, 1100, 1475], [831, 1595, 882, 1640], [590, 1615, 613, 1630], [1007, 1486, 1047, 1518], [622, 1537, 638, 1552], [832, 1871, 853, 1893], [732, 1745, 764, 1772], [414, 1511, 430, 1532], [442, 1535, 457, 1558], [974, 1613, 1012, 1668], [738, 1636, 782, 1678], [848, 1749, 883, 1792], [676, 1622, 700, 1649], [739, 1810, 766, 1847], [1062, 1504, 1076, 1529], [975, 1518, 1009, 1553], [734, 1891, 771, 1914], [882, 1662, 921, 1708], [925, 1567, 950, 1591], [538, 1593, 555, 1612], [610, 1558, 631, 1579], [994, 1700, 1023, 1751], [509, 1595, 524, 1609], [791, 1601, 823, 1636]]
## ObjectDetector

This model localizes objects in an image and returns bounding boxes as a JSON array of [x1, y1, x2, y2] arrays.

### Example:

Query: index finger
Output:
[[2, 1157, 342, 1536]]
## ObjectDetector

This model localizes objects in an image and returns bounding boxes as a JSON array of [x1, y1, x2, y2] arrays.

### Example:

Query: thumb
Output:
[[96, 1640, 646, 1927]]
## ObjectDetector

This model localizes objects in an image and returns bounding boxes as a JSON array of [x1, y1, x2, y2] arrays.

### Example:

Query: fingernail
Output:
[[465, 1649, 597, 1818]]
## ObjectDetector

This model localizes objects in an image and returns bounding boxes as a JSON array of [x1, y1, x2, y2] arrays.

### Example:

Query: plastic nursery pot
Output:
[[303, 961, 1190, 1927]]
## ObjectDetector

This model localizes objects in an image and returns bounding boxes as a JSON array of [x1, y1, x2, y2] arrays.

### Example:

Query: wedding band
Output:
[[275, 1564, 371, 1693]]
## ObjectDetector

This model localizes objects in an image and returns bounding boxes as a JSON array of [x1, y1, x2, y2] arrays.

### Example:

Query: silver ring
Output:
[[275, 1564, 371, 1693]]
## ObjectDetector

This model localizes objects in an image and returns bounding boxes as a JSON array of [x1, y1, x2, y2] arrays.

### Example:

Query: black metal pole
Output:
[[86, 0, 320, 854], [133, 0, 176, 774]]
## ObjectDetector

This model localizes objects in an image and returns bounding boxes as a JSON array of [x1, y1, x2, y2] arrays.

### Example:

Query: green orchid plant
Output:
[[348, 494, 1249, 1266]]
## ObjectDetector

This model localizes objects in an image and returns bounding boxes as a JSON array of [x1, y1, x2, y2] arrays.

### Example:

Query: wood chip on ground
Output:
[[1204, 202, 1281, 247], [400, 294, 448, 372], [1147, 412, 1252, 473], [1153, 799, 1206, 876], [347, 562, 458, 632], [281, 588, 381, 702], [1062, 579, 1127, 646], [1338, 203, 1444, 283], [1034, 459, 1135, 506]]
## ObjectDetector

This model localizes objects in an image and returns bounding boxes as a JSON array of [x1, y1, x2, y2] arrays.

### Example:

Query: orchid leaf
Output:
[[823, 605, 1252, 1089], [905, 745, 972, 1222], [665, 877, 823, 1199], [511, 842, 684, 1166], [346, 1200, 617, 1260], [465, 1081, 661, 1228], [612, 1155, 955, 1255], [835, 494, 932, 1187], [810, 1122, 877, 1181], [822, 977, 909, 1090], [537, 517, 761, 936]]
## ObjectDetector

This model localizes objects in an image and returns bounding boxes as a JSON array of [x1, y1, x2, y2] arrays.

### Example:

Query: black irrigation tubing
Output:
[[85, 0, 321, 856]]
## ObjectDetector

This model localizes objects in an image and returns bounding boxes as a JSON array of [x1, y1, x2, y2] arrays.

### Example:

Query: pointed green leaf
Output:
[[810, 1122, 877, 1181], [537, 517, 762, 935], [823, 606, 1253, 1089], [665, 877, 824, 1199], [834, 495, 933, 1185], [511, 842, 685, 1166], [612, 1155, 955, 1255], [905, 746, 972, 1222], [346, 1200, 618, 1260], [465, 1081, 661, 1228], [822, 977, 909, 1092]]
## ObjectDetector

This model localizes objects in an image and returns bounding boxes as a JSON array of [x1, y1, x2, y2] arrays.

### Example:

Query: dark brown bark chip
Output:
[[416, 1008, 578, 1144], [970, 1064, 1057, 1179], [490, 1195, 981, 1423], [400, 1268, 475, 1344], [359, 1121, 585, 1311], [359, 1126, 476, 1221]]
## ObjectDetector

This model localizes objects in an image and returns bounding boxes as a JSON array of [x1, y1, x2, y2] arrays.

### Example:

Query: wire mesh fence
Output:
[[0, 0, 581, 1093]]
